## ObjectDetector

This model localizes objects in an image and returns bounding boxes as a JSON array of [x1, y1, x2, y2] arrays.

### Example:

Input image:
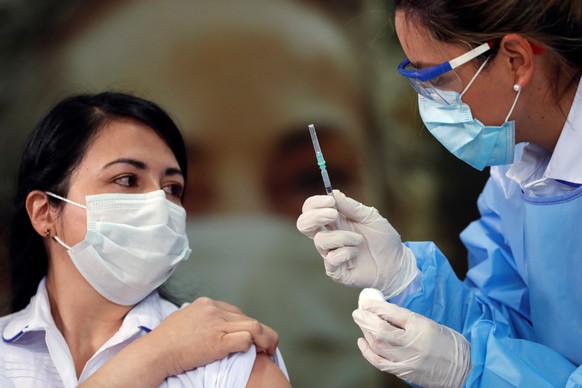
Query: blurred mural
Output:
[[0, 0, 489, 387]]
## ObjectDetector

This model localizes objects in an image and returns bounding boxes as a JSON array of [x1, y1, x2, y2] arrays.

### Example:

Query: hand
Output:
[[80, 297, 280, 387], [296, 189, 418, 298], [154, 297, 279, 376], [353, 297, 471, 388]]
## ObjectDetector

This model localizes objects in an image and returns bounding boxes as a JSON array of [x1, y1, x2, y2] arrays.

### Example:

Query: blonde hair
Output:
[[394, 0, 582, 98]]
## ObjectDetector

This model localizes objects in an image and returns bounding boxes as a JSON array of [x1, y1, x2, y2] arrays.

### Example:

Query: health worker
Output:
[[297, 0, 582, 387]]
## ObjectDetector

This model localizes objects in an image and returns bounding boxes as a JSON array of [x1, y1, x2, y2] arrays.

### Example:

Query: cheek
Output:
[[462, 79, 512, 126], [58, 206, 87, 246]]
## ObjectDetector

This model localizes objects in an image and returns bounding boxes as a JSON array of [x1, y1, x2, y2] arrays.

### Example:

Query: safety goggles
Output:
[[398, 41, 495, 105]]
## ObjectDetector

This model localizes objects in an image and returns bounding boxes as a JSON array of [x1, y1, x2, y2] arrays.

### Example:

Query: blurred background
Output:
[[0, 0, 488, 386]]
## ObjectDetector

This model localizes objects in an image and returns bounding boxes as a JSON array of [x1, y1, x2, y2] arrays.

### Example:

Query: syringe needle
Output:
[[308, 124, 333, 194], [308, 124, 352, 267]]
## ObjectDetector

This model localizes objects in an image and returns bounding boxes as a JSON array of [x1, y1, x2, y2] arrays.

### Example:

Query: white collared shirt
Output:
[[0, 279, 288, 388], [506, 78, 582, 196]]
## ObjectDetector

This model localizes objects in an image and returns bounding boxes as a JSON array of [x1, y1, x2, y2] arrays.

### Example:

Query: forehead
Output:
[[395, 10, 467, 67], [76, 119, 177, 169]]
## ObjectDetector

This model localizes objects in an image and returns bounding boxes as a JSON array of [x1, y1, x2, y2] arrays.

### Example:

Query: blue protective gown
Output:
[[397, 84, 582, 386], [402, 178, 582, 386]]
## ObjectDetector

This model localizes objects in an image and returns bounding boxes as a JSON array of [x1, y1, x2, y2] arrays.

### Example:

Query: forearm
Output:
[[403, 241, 533, 340], [401, 242, 491, 334], [79, 334, 169, 388]]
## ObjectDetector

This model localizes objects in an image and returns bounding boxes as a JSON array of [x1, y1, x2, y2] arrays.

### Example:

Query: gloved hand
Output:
[[296, 189, 418, 298], [354, 289, 471, 388]]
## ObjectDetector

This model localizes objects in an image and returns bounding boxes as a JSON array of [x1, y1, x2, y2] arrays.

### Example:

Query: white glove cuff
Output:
[[381, 245, 419, 299], [444, 325, 472, 388]]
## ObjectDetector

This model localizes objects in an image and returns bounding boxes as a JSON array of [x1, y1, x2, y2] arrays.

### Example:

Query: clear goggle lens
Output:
[[402, 61, 464, 105]]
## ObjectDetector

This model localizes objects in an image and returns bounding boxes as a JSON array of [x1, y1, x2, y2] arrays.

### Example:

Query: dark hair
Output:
[[393, 0, 582, 98], [9, 91, 188, 312]]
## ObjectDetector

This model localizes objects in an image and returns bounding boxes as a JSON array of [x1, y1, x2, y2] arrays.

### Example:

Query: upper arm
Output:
[[246, 353, 290, 388]]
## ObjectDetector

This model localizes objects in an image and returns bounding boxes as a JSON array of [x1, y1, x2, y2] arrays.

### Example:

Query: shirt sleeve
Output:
[[0, 373, 16, 388], [160, 344, 289, 387], [161, 345, 256, 388]]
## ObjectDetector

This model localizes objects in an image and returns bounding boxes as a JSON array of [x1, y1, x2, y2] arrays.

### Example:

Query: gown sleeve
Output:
[[394, 172, 582, 386]]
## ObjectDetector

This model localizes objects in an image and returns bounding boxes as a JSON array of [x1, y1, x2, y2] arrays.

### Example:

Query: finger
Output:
[[186, 296, 245, 317], [359, 300, 411, 329], [332, 189, 380, 224], [250, 323, 279, 356], [301, 194, 336, 212], [296, 208, 338, 237], [221, 331, 253, 356], [352, 308, 402, 338], [211, 299, 245, 315], [357, 337, 397, 373], [357, 326, 404, 365], [325, 246, 359, 266], [352, 308, 411, 349], [313, 230, 363, 251], [222, 319, 279, 356], [323, 259, 343, 282], [219, 309, 267, 324]]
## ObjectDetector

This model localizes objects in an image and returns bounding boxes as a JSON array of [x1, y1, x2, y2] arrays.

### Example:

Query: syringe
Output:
[[309, 124, 352, 266], [308, 124, 333, 195]]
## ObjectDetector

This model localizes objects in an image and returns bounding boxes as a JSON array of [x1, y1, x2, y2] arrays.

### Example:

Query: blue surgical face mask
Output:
[[417, 59, 520, 171]]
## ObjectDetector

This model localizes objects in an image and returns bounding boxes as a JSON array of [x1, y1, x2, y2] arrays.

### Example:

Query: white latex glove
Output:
[[296, 190, 418, 298], [354, 288, 471, 388]]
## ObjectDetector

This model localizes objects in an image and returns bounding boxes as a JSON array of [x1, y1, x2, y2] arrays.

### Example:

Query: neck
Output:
[[45, 260, 131, 378], [518, 77, 578, 151]]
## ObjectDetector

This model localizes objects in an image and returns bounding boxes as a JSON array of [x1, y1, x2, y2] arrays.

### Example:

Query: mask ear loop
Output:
[[45, 191, 86, 209], [44, 227, 70, 249], [460, 56, 490, 99], [53, 235, 73, 250], [505, 84, 521, 122], [45, 191, 84, 250]]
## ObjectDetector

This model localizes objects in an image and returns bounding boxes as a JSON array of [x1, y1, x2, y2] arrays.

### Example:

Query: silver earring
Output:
[[513, 84, 521, 92]]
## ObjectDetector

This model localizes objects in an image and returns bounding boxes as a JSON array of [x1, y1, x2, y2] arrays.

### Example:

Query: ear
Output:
[[26, 190, 58, 238], [498, 33, 535, 88]]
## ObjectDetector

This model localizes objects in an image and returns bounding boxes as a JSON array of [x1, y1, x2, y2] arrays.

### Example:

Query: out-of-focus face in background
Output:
[[27, 1, 404, 386], [52, 1, 381, 216]]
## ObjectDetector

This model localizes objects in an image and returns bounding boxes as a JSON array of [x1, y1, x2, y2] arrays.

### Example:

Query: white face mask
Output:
[[46, 190, 191, 306]]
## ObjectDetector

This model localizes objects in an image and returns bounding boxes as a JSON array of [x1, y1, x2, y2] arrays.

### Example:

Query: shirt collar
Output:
[[507, 78, 582, 189], [3, 278, 163, 344], [544, 78, 582, 184], [2, 278, 54, 342]]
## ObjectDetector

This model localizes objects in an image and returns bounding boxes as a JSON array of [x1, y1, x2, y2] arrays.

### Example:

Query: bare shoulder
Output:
[[246, 353, 291, 388]]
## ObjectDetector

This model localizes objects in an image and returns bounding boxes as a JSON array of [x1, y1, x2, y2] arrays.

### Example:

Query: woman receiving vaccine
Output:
[[1, 91, 289, 387]]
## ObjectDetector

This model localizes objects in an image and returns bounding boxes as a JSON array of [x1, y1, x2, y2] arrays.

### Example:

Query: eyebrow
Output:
[[410, 60, 440, 69], [103, 158, 184, 178]]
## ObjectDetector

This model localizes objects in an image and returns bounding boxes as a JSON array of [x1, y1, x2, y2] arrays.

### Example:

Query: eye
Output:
[[114, 175, 137, 187], [430, 75, 444, 86], [429, 72, 457, 89], [430, 74, 451, 87], [163, 183, 184, 198]]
